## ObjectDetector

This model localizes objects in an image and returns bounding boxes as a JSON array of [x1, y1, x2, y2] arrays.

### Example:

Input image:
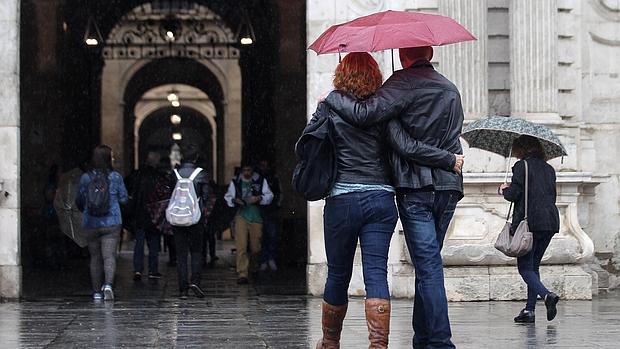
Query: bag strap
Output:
[[189, 167, 203, 181], [505, 202, 513, 222], [173, 169, 182, 180], [523, 160, 529, 220]]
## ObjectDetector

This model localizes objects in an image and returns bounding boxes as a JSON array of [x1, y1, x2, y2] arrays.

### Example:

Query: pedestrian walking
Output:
[[76, 145, 128, 301], [257, 160, 282, 272], [224, 163, 273, 285], [167, 144, 212, 299], [130, 150, 165, 281], [499, 135, 560, 323]]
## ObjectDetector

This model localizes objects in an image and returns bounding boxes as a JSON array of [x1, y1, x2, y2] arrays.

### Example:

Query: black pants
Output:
[[202, 223, 216, 264], [173, 224, 203, 292]]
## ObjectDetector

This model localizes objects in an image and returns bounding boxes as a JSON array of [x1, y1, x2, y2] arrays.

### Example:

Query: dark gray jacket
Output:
[[325, 60, 463, 197]]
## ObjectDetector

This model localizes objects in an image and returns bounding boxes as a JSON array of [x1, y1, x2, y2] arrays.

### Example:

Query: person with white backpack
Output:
[[165, 144, 212, 299]]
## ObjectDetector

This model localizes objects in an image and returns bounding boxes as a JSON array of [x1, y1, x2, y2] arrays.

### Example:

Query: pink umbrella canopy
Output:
[[309, 10, 476, 54]]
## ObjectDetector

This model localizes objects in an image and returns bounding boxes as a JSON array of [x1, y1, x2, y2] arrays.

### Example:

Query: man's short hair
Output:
[[182, 143, 199, 163], [399, 46, 434, 68]]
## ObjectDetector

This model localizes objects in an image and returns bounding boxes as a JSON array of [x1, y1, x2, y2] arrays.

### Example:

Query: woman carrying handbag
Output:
[[498, 135, 561, 323]]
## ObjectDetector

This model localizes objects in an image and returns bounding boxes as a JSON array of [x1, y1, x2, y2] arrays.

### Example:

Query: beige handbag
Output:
[[495, 160, 533, 257]]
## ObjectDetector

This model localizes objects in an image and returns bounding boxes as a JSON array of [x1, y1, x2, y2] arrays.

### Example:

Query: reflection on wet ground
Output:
[[4, 242, 620, 348]]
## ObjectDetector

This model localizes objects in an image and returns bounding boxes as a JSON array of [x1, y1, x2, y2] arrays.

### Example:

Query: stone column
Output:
[[0, 0, 21, 299], [510, 0, 559, 121], [438, 0, 488, 119]]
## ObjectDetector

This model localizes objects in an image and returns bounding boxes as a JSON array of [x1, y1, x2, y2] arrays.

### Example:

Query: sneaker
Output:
[[133, 272, 142, 281], [148, 272, 163, 279], [545, 292, 560, 321], [179, 290, 189, 299], [259, 262, 268, 272], [268, 259, 278, 271], [93, 292, 104, 301], [514, 309, 535, 323], [237, 277, 249, 285], [102, 284, 114, 301], [190, 284, 206, 298]]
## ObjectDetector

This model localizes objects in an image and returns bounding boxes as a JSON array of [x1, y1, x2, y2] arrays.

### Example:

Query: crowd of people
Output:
[[68, 142, 281, 301]]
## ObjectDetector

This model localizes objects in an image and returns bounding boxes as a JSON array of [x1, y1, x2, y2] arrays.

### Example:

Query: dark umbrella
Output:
[[461, 116, 568, 160]]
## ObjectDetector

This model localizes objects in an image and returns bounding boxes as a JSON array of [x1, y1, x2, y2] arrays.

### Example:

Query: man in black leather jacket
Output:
[[324, 46, 464, 349]]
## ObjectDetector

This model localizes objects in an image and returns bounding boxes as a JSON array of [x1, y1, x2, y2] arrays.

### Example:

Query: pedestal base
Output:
[[0, 265, 21, 300], [308, 263, 593, 301]]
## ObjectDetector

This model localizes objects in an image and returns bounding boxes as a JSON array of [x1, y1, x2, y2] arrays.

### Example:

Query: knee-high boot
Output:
[[316, 301, 348, 349], [365, 298, 391, 348]]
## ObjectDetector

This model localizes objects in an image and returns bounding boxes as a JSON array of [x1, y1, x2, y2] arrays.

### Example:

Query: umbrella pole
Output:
[[503, 147, 513, 184], [391, 49, 394, 73]]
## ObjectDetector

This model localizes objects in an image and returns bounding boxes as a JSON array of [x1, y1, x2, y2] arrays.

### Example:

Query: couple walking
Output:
[[312, 46, 464, 349]]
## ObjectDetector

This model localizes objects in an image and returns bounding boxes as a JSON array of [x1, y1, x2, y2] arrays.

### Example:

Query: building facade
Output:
[[307, 0, 620, 300]]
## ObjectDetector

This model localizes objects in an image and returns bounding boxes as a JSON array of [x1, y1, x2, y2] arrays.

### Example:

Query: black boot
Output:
[[514, 309, 535, 323], [545, 292, 560, 321]]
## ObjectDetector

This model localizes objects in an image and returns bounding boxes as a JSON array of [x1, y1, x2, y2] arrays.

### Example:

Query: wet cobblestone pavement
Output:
[[3, 244, 620, 348]]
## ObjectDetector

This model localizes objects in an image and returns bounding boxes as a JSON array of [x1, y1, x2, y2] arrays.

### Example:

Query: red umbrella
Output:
[[309, 10, 476, 54]]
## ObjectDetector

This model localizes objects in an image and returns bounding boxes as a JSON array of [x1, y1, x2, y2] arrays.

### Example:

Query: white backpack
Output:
[[166, 168, 203, 227]]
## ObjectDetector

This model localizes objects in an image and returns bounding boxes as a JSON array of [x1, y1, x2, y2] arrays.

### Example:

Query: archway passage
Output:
[[138, 106, 214, 175], [116, 57, 231, 182], [19, 0, 308, 299]]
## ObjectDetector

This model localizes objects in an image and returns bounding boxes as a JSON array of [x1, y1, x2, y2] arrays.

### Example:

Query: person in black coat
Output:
[[499, 135, 561, 323], [173, 143, 212, 299]]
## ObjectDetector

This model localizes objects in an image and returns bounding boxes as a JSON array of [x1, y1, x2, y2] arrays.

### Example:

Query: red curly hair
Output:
[[333, 52, 383, 99]]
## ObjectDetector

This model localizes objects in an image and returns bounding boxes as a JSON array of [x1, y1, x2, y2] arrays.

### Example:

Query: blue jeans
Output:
[[517, 232, 554, 311], [133, 228, 161, 274], [323, 190, 398, 305], [260, 212, 278, 263], [397, 190, 459, 349]]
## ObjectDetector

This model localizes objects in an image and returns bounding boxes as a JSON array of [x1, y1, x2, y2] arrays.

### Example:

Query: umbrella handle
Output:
[[503, 147, 512, 183], [338, 44, 346, 63]]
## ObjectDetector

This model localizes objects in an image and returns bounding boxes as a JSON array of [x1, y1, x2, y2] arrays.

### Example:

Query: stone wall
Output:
[[306, 0, 620, 300], [0, 0, 20, 299]]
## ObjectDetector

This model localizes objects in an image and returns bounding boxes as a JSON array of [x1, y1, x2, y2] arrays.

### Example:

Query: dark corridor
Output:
[[19, 0, 308, 298]]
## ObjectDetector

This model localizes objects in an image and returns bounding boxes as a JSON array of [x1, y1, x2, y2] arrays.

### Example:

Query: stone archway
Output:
[[133, 84, 218, 179], [100, 3, 241, 182]]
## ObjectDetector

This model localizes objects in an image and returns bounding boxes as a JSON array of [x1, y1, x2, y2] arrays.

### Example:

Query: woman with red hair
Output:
[[310, 53, 457, 348]]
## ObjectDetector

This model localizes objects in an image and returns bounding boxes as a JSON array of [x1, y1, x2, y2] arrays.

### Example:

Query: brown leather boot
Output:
[[365, 298, 391, 349], [316, 301, 348, 349]]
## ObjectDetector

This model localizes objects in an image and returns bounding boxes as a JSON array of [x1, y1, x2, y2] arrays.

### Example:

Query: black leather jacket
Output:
[[309, 102, 390, 185], [309, 102, 455, 186], [325, 60, 463, 197]]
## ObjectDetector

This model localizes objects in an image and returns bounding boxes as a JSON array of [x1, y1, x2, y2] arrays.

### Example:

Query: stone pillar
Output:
[[0, 0, 21, 299], [510, 0, 559, 121], [438, 0, 488, 119]]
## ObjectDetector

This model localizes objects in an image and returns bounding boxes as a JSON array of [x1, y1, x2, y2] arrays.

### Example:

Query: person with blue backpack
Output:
[[76, 145, 128, 301], [165, 143, 212, 299]]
